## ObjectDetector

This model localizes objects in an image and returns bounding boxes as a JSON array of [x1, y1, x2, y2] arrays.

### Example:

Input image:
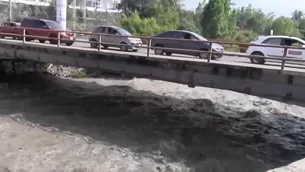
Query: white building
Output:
[[0, 0, 121, 12]]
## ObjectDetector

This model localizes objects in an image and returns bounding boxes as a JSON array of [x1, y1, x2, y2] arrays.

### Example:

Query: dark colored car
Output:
[[151, 30, 224, 59], [17, 18, 75, 46]]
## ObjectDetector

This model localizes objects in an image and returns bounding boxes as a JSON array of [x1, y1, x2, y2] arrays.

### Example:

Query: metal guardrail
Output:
[[0, 26, 305, 71]]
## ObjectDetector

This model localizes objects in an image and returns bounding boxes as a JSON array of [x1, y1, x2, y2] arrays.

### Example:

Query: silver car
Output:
[[151, 30, 224, 59], [89, 25, 143, 51]]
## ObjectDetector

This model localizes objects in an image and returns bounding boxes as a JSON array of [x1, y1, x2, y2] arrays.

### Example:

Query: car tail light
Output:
[[61, 31, 74, 36], [68, 32, 75, 36]]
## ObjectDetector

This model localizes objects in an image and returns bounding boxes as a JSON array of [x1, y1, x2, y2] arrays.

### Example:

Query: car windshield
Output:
[[116, 28, 132, 36], [296, 38, 305, 45], [190, 32, 207, 41], [45, 21, 64, 29]]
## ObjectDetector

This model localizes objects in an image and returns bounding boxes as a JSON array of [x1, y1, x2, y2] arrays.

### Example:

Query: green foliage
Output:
[[235, 5, 275, 34], [71, 70, 87, 78], [235, 30, 258, 52], [201, 0, 233, 39], [116, 0, 305, 48], [120, 11, 162, 35], [271, 17, 302, 37]]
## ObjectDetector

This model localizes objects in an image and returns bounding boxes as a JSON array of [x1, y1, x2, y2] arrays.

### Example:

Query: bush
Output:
[[119, 10, 163, 36], [235, 30, 258, 52]]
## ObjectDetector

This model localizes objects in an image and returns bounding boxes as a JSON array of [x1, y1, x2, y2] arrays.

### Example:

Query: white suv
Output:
[[245, 35, 305, 64], [89, 25, 143, 51]]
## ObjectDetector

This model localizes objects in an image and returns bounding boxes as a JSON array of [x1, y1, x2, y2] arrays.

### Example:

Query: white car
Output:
[[245, 35, 305, 64], [89, 25, 143, 51]]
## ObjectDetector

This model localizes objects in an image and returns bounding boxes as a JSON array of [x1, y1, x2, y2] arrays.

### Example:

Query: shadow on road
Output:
[[0, 73, 305, 171]]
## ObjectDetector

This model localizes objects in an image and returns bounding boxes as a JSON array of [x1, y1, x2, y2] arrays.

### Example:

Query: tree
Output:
[[120, 10, 162, 35], [271, 17, 302, 37], [117, 0, 156, 17], [200, 0, 236, 39], [115, 0, 305, 43], [235, 5, 275, 34], [193, 0, 206, 31], [292, 10, 304, 21]]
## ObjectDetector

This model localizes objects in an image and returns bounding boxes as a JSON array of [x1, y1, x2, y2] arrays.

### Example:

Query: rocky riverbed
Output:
[[0, 60, 305, 172]]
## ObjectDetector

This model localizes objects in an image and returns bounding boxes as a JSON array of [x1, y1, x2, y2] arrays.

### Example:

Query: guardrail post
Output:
[[281, 60, 286, 70], [22, 28, 25, 43], [147, 37, 151, 57], [98, 34, 101, 52], [57, 31, 60, 47], [207, 42, 212, 62], [281, 47, 288, 70]]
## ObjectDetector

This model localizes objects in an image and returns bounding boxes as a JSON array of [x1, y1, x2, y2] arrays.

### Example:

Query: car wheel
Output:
[[90, 40, 97, 48], [49, 39, 57, 44], [165, 52, 172, 56], [25, 32, 31, 42], [120, 42, 128, 51], [154, 45, 164, 55], [39, 39, 45, 43], [198, 49, 209, 59], [250, 52, 265, 64], [65, 41, 74, 46], [25, 37, 31, 42]]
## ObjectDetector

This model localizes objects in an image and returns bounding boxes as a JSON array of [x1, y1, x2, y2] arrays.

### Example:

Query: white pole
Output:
[[8, 0, 12, 21], [83, 0, 86, 29], [73, 0, 76, 30], [56, 0, 67, 29], [270, 29, 273, 36]]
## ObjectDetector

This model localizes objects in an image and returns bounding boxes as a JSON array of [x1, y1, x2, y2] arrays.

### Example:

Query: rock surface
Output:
[[267, 159, 305, 172], [1, 60, 305, 172], [0, 60, 84, 77]]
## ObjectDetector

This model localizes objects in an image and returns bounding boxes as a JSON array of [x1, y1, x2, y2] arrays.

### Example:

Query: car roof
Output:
[[258, 35, 305, 43], [159, 30, 195, 34], [95, 25, 121, 29], [23, 18, 58, 23]]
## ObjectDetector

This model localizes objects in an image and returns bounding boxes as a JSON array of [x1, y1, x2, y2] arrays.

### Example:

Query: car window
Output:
[[100, 27, 106, 33], [21, 19, 32, 27], [171, 32, 184, 38], [183, 33, 197, 40], [283, 38, 303, 47], [190, 32, 207, 41], [156, 31, 172, 37], [44, 20, 62, 29], [116, 28, 132, 36], [3, 22, 15, 27], [38, 21, 46, 28], [263, 38, 282, 45], [107, 27, 119, 35], [2, 22, 9, 26], [93, 27, 105, 33], [32, 20, 44, 28]]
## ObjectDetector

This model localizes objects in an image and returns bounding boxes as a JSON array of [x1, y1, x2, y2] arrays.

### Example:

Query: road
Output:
[[2, 37, 305, 73]]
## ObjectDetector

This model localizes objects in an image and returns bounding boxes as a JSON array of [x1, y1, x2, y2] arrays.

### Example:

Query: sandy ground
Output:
[[0, 116, 171, 172]]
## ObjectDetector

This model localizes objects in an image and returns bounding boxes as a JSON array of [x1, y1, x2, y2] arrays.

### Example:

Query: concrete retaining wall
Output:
[[1, 41, 305, 102]]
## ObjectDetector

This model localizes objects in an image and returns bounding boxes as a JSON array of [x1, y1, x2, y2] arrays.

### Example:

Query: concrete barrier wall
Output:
[[1, 42, 305, 101]]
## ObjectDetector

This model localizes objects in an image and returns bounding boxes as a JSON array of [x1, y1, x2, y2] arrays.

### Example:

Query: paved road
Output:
[[2, 37, 305, 72]]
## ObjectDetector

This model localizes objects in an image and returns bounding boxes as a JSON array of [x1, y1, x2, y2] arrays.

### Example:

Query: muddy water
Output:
[[0, 73, 305, 172]]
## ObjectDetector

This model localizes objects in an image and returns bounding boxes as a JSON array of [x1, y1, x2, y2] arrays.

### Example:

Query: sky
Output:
[[183, 0, 305, 17]]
